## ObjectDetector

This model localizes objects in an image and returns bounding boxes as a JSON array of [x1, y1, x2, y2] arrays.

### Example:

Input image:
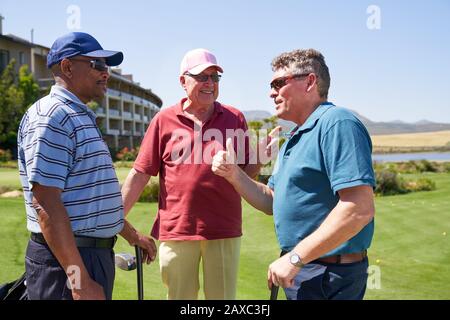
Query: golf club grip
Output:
[[269, 250, 287, 300], [270, 284, 279, 300], [135, 246, 144, 300]]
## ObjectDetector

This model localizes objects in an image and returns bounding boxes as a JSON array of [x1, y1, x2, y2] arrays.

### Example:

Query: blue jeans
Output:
[[284, 258, 369, 300]]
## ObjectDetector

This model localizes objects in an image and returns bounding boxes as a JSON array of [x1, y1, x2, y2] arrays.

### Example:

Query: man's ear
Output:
[[306, 73, 317, 93], [60, 59, 73, 79], [179, 75, 186, 89]]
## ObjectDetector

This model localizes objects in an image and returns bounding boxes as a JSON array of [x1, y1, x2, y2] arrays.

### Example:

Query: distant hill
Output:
[[243, 110, 272, 121], [243, 109, 450, 135], [350, 110, 450, 135]]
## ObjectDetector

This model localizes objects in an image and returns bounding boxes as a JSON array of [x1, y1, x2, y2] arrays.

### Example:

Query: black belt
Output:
[[31, 232, 116, 249]]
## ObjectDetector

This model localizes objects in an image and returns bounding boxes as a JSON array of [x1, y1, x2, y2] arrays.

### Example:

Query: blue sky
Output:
[[1, 0, 449, 123]]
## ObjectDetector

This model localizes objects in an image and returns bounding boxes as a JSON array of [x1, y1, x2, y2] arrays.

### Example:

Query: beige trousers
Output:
[[159, 237, 241, 300]]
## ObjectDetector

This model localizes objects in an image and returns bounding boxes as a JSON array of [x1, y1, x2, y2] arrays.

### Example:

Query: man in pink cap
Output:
[[121, 48, 262, 299]]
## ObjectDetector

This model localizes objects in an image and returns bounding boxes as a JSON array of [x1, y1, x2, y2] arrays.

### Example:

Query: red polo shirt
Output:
[[134, 99, 250, 240]]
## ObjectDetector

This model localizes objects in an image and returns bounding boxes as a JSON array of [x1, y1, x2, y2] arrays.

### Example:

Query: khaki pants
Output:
[[159, 237, 241, 300]]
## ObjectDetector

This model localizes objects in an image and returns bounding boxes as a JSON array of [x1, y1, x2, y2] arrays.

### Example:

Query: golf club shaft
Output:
[[135, 246, 144, 300]]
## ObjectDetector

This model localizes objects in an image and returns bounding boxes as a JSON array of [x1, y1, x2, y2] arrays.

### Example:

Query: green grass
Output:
[[0, 199, 278, 300], [364, 172, 450, 299], [0, 168, 22, 189], [1, 170, 449, 299]]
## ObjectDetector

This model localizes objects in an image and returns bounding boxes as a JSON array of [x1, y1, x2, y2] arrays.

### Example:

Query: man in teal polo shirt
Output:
[[212, 48, 375, 300]]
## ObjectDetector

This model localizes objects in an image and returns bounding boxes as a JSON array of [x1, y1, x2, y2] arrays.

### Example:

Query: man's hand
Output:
[[135, 233, 157, 264], [212, 137, 239, 181], [119, 220, 157, 264], [71, 277, 106, 300], [255, 126, 282, 164], [267, 254, 301, 289]]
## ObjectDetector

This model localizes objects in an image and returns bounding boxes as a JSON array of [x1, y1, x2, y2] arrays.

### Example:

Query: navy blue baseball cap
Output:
[[47, 32, 123, 68]]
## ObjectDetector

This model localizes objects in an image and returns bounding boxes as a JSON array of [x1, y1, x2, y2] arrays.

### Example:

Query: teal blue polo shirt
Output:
[[267, 102, 375, 256]]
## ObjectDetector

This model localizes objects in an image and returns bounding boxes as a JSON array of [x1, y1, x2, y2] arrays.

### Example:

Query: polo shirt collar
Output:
[[50, 85, 96, 117], [291, 102, 334, 136]]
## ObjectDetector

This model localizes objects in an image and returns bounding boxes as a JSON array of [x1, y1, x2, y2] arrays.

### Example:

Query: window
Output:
[[19, 51, 25, 65], [0, 49, 10, 73]]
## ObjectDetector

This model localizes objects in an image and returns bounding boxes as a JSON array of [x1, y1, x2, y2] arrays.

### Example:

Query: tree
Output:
[[18, 64, 40, 109], [0, 59, 40, 156], [247, 120, 263, 131]]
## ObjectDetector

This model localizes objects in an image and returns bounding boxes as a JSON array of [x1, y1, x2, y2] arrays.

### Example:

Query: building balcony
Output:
[[97, 107, 105, 115], [122, 130, 132, 136], [122, 92, 133, 102], [107, 129, 120, 135], [106, 89, 160, 114], [109, 109, 121, 117], [134, 113, 141, 120], [123, 111, 132, 119], [107, 88, 121, 98]]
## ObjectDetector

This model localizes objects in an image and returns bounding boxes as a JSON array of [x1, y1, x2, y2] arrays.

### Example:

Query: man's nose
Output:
[[205, 75, 215, 85], [269, 88, 278, 99], [102, 70, 110, 80]]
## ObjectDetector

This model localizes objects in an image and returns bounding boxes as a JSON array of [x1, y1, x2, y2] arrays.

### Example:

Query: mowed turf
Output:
[[0, 171, 449, 299], [0, 168, 22, 189], [364, 172, 450, 300]]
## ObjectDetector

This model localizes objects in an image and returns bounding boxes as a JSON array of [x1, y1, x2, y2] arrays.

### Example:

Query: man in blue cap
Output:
[[17, 32, 156, 300]]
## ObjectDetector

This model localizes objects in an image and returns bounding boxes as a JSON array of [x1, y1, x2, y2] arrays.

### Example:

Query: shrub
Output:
[[138, 181, 160, 202], [375, 169, 408, 196], [405, 178, 436, 192], [0, 149, 12, 162], [443, 162, 450, 173], [114, 161, 134, 168], [0, 185, 15, 194], [0, 161, 18, 169], [116, 147, 139, 162], [416, 160, 438, 173], [375, 160, 443, 174]]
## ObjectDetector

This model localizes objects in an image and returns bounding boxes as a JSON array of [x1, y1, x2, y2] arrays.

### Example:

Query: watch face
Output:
[[290, 253, 303, 267]]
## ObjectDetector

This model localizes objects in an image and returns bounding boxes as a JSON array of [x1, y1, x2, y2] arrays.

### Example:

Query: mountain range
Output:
[[243, 110, 450, 135]]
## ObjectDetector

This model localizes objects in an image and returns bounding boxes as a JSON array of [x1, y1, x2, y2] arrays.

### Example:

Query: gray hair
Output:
[[271, 49, 330, 98]]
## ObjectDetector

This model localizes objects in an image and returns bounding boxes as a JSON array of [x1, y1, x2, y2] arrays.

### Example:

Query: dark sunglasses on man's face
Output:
[[270, 73, 310, 91], [185, 72, 221, 83], [70, 58, 109, 72]]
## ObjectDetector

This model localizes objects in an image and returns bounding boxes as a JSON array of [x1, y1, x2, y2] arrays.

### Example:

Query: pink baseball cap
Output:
[[180, 48, 223, 76]]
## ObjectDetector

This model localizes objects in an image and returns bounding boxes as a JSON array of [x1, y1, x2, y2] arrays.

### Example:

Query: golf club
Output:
[[135, 246, 144, 300], [115, 245, 144, 300], [270, 251, 287, 300]]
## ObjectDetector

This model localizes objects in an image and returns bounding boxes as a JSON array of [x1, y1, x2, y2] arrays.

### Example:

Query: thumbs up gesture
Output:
[[212, 137, 238, 181]]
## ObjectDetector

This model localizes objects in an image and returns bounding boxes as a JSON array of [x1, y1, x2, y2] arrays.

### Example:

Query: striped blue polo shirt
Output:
[[17, 85, 124, 238]]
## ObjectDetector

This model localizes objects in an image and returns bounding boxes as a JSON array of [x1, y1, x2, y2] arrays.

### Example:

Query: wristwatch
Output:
[[289, 252, 304, 269]]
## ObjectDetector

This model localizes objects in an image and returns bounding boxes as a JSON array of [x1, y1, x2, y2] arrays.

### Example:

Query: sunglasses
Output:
[[70, 58, 109, 72], [185, 72, 222, 83], [270, 73, 310, 91]]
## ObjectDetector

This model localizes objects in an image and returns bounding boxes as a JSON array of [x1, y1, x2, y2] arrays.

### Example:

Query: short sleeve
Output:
[[134, 115, 161, 176], [321, 119, 375, 194], [25, 118, 74, 190]]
